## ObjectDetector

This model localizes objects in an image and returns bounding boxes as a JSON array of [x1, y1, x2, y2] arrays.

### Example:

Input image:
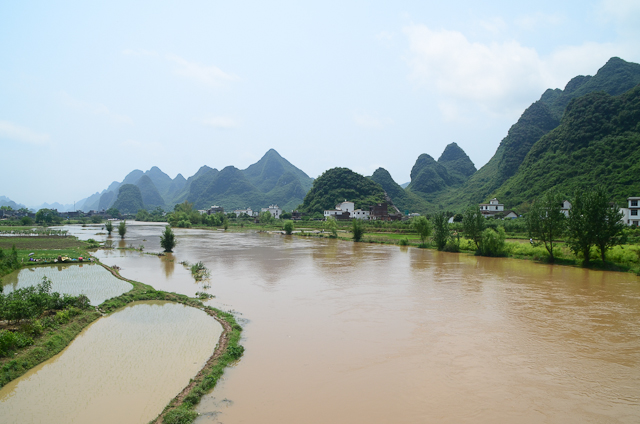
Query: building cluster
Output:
[[323, 201, 402, 221]]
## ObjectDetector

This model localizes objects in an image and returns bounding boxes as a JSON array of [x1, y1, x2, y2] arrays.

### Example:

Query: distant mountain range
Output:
[[5, 57, 639, 217], [77, 149, 314, 213]]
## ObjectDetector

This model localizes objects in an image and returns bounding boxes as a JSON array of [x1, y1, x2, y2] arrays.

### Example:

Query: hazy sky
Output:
[[1, 0, 639, 207]]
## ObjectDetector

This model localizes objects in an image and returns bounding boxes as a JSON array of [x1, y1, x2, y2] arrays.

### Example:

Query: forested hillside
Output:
[[300, 168, 386, 215], [494, 84, 640, 207], [370, 168, 430, 214], [111, 184, 145, 214]]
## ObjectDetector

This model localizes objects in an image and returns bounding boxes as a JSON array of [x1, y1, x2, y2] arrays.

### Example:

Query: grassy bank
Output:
[[0, 236, 90, 263], [96, 263, 244, 424]]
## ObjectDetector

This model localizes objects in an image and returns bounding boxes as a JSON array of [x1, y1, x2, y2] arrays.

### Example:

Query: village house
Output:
[[324, 201, 354, 220], [234, 207, 255, 217], [560, 200, 572, 217], [479, 198, 517, 219], [206, 205, 224, 215], [622, 196, 640, 226], [261, 204, 282, 219]]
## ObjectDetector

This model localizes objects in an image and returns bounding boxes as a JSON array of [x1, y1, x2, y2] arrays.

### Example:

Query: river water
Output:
[[0, 301, 222, 424], [79, 224, 640, 424]]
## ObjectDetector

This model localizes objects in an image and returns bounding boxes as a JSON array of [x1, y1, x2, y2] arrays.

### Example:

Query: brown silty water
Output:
[[0, 301, 222, 424], [85, 225, 640, 424]]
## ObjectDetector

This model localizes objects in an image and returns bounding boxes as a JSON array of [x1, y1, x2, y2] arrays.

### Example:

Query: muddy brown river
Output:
[[76, 224, 638, 424], [9, 223, 638, 423]]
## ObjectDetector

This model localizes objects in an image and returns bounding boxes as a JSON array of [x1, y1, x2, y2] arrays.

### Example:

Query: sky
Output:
[[1, 0, 639, 208]]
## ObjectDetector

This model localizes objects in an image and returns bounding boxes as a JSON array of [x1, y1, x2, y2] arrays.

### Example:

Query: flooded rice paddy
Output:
[[83, 224, 640, 424], [0, 301, 222, 424], [1, 263, 132, 305]]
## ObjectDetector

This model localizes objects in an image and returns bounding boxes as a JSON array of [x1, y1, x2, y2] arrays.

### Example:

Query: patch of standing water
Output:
[[1, 263, 132, 305], [0, 301, 222, 424]]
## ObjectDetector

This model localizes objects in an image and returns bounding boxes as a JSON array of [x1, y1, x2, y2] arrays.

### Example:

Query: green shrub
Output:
[[283, 220, 294, 235], [352, 219, 364, 242], [479, 227, 506, 257], [0, 330, 34, 357], [163, 407, 199, 424], [398, 237, 409, 246]]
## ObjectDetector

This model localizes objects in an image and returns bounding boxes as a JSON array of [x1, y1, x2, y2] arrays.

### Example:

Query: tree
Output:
[[479, 227, 506, 257], [136, 209, 151, 221], [118, 220, 127, 239], [160, 225, 177, 252], [462, 206, 485, 249], [259, 211, 274, 225], [324, 217, 338, 238], [106, 208, 120, 219], [566, 187, 625, 265], [432, 212, 449, 250], [283, 220, 294, 235], [105, 220, 113, 236], [351, 218, 364, 242], [20, 216, 33, 225], [526, 190, 566, 262], [35, 208, 58, 225], [411, 216, 432, 245]]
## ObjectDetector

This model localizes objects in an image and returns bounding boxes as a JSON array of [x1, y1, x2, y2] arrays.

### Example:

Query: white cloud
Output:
[[165, 54, 238, 88], [0, 120, 50, 145], [353, 113, 394, 129], [61, 92, 133, 125], [403, 23, 635, 118], [201, 116, 240, 129]]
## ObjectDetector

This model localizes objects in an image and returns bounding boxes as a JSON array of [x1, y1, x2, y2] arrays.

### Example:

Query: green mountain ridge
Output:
[[369, 168, 430, 214], [494, 84, 640, 208], [422, 56, 640, 212], [111, 184, 145, 214]]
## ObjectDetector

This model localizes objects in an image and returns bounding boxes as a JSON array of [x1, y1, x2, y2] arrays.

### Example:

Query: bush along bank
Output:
[[0, 277, 100, 387]]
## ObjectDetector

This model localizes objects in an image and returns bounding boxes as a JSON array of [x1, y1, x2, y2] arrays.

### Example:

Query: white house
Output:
[[261, 205, 282, 219], [324, 201, 355, 220], [352, 209, 370, 220], [234, 208, 255, 217], [623, 196, 640, 226], [560, 200, 572, 217], [479, 198, 504, 217]]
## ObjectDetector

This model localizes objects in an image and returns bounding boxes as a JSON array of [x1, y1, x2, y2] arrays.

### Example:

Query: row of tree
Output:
[[526, 187, 625, 264], [406, 186, 626, 264]]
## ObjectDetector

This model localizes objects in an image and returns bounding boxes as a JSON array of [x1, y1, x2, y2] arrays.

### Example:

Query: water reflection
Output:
[[162, 252, 175, 277]]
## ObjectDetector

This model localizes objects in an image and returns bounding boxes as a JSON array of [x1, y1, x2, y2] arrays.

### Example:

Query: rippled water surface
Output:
[[2, 263, 132, 305], [59, 225, 640, 422], [0, 301, 222, 424]]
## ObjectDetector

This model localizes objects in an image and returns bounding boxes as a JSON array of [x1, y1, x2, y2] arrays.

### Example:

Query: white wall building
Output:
[[234, 208, 255, 217], [479, 198, 504, 217], [324, 201, 355, 220], [261, 205, 282, 219], [624, 196, 640, 226], [352, 209, 370, 220]]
